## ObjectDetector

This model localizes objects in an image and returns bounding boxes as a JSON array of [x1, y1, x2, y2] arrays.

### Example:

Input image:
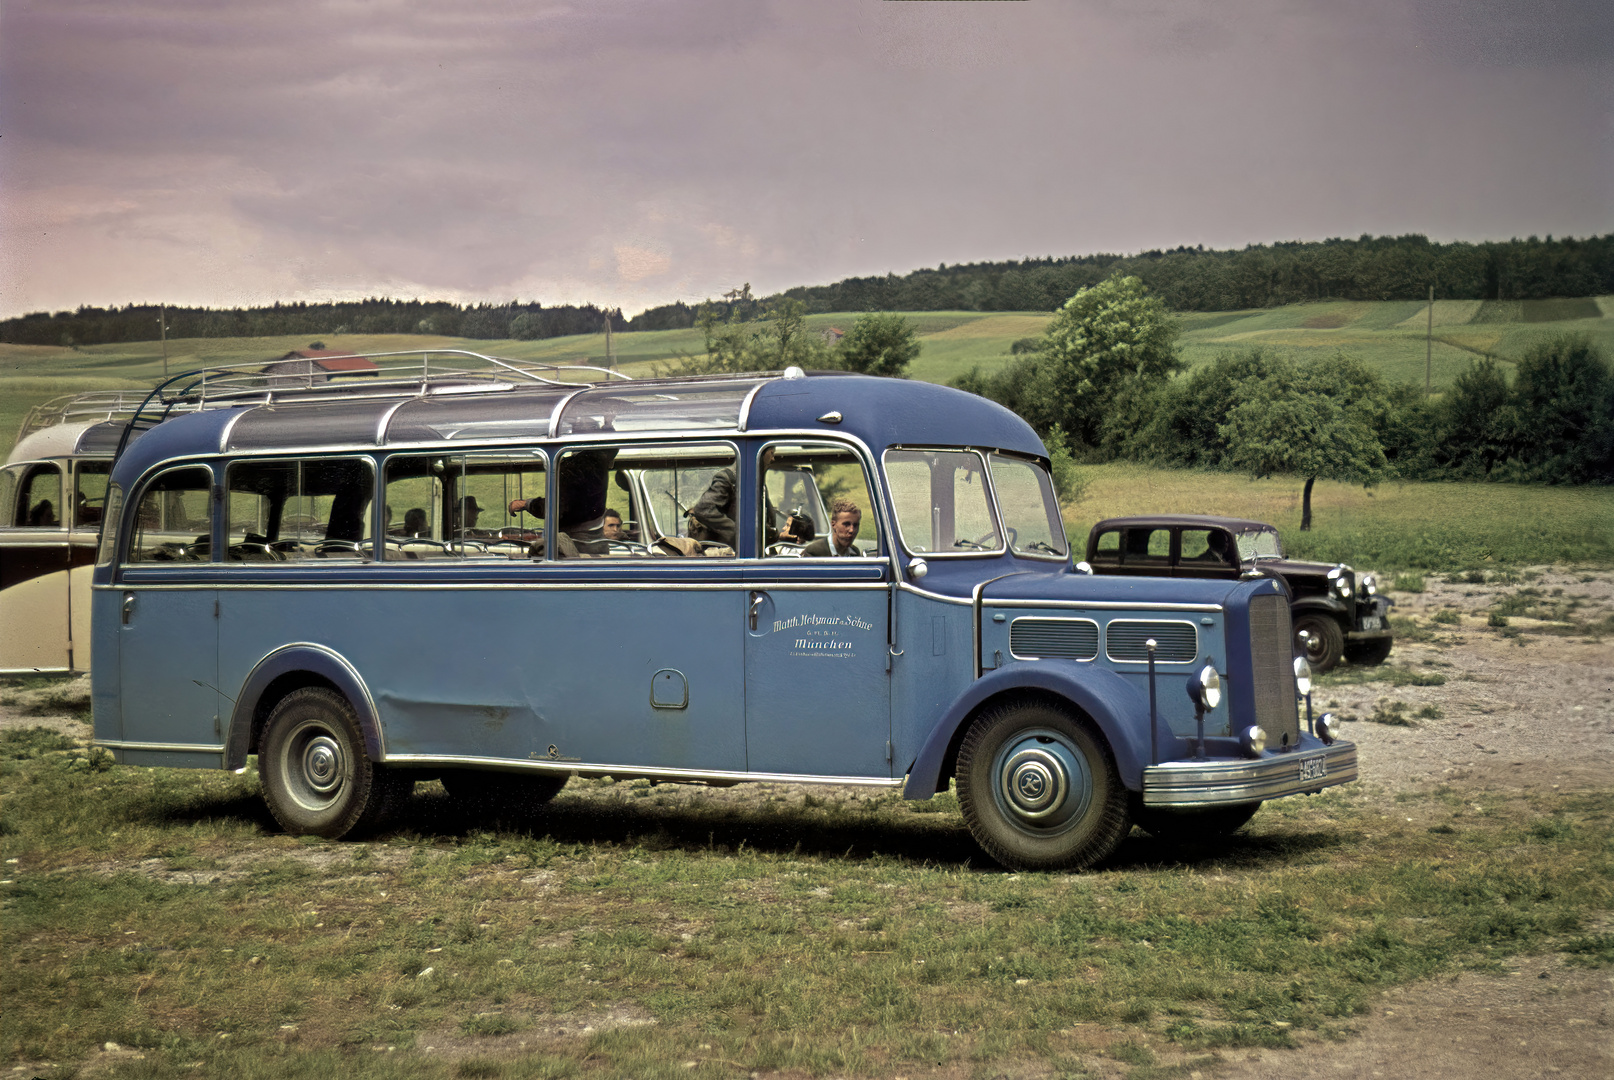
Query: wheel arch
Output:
[[903, 662, 1152, 800], [1289, 596, 1349, 622], [225, 644, 383, 771]]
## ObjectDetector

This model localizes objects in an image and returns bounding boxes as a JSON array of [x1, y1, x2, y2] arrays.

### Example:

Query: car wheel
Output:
[[1345, 637, 1393, 666], [441, 769, 569, 816], [1131, 798, 1261, 840], [956, 699, 1129, 871], [259, 687, 406, 838], [1293, 613, 1345, 673]]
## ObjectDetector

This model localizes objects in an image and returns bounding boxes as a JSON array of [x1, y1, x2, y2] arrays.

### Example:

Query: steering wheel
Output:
[[607, 541, 651, 557], [315, 539, 363, 556], [228, 542, 284, 562]]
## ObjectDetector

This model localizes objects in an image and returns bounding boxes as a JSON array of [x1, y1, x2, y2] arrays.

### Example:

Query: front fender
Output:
[[1290, 596, 1348, 619], [224, 643, 384, 770], [903, 662, 1153, 799]]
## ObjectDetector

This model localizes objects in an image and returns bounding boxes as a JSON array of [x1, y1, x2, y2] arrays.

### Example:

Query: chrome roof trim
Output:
[[736, 380, 770, 432], [547, 388, 592, 439], [216, 406, 255, 453], [374, 399, 412, 446]]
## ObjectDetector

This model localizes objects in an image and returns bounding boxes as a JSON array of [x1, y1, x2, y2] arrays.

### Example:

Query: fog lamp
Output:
[[1187, 664, 1222, 711], [1317, 712, 1340, 744], [1240, 724, 1267, 757]]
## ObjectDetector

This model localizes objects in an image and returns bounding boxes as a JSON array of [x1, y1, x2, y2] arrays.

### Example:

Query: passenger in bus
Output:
[[801, 499, 862, 557], [688, 449, 805, 550], [447, 496, 485, 537], [602, 508, 624, 541], [27, 499, 57, 527], [509, 445, 618, 554], [403, 508, 428, 537]]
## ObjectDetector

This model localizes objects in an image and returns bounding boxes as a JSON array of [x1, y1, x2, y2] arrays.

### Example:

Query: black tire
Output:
[[955, 699, 1129, 872], [1292, 613, 1345, 673], [441, 769, 569, 816], [258, 687, 403, 838], [1345, 637, 1393, 666], [1132, 798, 1261, 841]]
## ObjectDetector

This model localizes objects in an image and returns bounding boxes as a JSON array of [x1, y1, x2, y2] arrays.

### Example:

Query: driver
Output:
[[688, 448, 806, 550], [602, 508, 624, 541], [801, 499, 862, 557]]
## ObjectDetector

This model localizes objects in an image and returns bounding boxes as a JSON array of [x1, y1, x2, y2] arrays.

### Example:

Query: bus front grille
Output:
[[1249, 593, 1300, 748]]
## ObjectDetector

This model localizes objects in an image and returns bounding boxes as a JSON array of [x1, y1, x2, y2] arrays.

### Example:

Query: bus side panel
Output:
[[0, 540, 71, 673], [218, 584, 748, 773], [68, 553, 96, 671], [92, 586, 124, 745]]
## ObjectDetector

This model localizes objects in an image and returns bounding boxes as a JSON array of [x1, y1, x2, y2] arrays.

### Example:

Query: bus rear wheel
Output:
[[955, 699, 1129, 871], [259, 687, 408, 838]]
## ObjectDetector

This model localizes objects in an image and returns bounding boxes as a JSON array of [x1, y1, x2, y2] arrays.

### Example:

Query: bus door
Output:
[[744, 442, 891, 778], [118, 466, 221, 754]]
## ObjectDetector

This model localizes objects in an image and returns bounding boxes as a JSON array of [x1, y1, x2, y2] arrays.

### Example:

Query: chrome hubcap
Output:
[[301, 736, 343, 795], [993, 729, 1092, 834], [282, 720, 349, 811]]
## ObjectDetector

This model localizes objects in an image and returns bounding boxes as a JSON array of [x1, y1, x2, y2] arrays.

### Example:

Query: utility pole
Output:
[[1424, 285, 1434, 396], [158, 305, 170, 379], [604, 313, 614, 371]]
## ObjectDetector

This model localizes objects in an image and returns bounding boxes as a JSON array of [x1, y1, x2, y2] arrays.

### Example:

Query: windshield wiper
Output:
[[1025, 541, 1064, 555]]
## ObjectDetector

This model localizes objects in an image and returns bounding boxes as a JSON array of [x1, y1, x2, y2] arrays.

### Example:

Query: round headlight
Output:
[[1361, 574, 1377, 596], [1198, 664, 1222, 710], [1316, 712, 1340, 744], [1240, 724, 1267, 756], [1293, 656, 1312, 697], [1335, 577, 1353, 598]]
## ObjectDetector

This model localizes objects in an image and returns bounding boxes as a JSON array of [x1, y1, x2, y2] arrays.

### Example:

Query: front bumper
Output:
[[1141, 739, 1357, 807], [1347, 597, 1394, 641]]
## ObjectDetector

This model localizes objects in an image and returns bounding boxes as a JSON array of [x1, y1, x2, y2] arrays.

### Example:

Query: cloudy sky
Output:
[[1, 0, 1609, 319]]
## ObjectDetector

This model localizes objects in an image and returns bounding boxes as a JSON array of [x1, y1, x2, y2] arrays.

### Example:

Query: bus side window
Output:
[[127, 466, 213, 563], [226, 458, 375, 563], [75, 462, 111, 528], [8, 464, 64, 528]]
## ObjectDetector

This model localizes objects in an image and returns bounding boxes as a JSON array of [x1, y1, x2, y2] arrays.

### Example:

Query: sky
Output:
[[1, 0, 1609, 320]]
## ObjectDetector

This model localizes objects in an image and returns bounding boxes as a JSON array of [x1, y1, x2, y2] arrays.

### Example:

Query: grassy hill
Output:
[[4, 298, 1612, 460]]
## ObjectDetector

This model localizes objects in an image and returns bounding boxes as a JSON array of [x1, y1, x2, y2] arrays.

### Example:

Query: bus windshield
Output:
[[988, 454, 1066, 558]]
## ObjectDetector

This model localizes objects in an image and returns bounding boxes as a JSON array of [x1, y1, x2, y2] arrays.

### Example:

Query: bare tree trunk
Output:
[[1301, 476, 1315, 531]]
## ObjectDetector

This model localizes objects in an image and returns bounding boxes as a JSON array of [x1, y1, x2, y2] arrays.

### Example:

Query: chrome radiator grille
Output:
[[1249, 594, 1300, 746], [1010, 618, 1099, 660]]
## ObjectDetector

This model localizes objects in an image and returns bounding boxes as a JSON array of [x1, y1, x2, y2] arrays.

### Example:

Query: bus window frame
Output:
[[222, 454, 379, 565], [878, 446, 1005, 559], [120, 462, 220, 566]]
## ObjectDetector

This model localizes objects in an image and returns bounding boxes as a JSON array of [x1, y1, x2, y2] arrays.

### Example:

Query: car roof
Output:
[[1090, 514, 1277, 533]]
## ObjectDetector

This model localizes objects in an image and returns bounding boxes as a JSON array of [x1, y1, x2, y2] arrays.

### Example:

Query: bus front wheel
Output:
[[955, 699, 1130, 872], [259, 687, 409, 838]]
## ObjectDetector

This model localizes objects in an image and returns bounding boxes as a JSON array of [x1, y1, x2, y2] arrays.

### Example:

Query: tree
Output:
[[1219, 355, 1387, 530], [1034, 275, 1181, 448], [665, 298, 831, 376], [1505, 335, 1613, 483], [837, 312, 920, 377]]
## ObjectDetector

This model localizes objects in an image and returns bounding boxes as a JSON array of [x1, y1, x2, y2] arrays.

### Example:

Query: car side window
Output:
[[1181, 528, 1234, 566], [1122, 527, 1170, 568], [1090, 529, 1122, 565]]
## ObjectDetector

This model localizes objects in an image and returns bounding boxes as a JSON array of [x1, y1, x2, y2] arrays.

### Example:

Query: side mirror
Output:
[[907, 558, 928, 581], [1074, 560, 1093, 575]]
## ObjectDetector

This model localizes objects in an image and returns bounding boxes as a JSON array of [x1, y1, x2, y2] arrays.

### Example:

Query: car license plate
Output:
[[1360, 614, 1381, 630], [1299, 756, 1327, 782]]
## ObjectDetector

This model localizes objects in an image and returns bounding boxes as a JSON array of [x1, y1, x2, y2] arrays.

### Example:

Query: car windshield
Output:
[[1235, 529, 1283, 561], [988, 454, 1066, 558]]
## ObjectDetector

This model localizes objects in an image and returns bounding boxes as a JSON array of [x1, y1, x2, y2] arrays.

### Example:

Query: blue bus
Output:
[[92, 365, 1355, 870]]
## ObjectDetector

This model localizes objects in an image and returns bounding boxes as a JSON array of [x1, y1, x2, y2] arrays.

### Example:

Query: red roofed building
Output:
[[260, 349, 381, 386]]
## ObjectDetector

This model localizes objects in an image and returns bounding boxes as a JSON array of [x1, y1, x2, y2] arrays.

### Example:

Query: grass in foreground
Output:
[[2, 727, 1611, 1078]]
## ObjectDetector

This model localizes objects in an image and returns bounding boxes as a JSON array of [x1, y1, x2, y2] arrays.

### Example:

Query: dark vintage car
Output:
[[1082, 514, 1392, 672]]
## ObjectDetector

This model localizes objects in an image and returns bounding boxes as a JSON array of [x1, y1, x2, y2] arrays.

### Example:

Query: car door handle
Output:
[[121, 592, 136, 626], [748, 592, 766, 631]]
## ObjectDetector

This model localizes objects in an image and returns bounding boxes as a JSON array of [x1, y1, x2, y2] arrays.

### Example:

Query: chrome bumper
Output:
[[1141, 740, 1357, 807]]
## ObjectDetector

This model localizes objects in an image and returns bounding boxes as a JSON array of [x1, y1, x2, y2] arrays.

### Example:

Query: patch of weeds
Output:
[[1527, 818, 1576, 842], [1390, 573, 1425, 593], [1487, 612, 1510, 628], [1164, 1021, 1298, 1050], [1464, 569, 1488, 584], [1320, 665, 1445, 688], [1389, 615, 1434, 643], [0, 728, 78, 760], [1561, 933, 1614, 967], [1109, 1039, 1155, 1066], [1432, 609, 1462, 625], [1367, 700, 1417, 727], [456, 1061, 506, 1079], [1428, 824, 1457, 835], [461, 1012, 521, 1036], [1415, 704, 1443, 721]]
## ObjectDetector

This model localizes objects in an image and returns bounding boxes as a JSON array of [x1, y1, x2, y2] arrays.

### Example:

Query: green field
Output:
[[5, 296, 1611, 483], [1065, 464, 1614, 572]]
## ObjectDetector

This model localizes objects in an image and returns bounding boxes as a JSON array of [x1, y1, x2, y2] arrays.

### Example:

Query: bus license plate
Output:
[[1360, 614, 1381, 630], [1299, 756, 1327, 782]]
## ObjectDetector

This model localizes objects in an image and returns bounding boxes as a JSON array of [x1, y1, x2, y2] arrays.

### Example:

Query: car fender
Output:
[[1289, 596, 1349, 621], [224, 643, 383, 771], [903, 661, 1153, 799]]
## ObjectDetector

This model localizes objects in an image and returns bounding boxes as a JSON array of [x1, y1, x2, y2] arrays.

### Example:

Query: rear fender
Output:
[[903, 662, 1152, 798], [224, 644, 383, 770]]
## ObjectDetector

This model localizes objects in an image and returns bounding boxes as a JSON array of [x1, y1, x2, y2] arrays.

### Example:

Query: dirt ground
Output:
[[4, 568, 1612, 1078]]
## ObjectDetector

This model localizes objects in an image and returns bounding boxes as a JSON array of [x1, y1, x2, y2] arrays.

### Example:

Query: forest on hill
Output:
[[3, 233, 1610, 349]]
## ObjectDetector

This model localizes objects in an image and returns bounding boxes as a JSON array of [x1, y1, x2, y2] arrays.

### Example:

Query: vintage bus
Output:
[[92, 366, 1355, 870]]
